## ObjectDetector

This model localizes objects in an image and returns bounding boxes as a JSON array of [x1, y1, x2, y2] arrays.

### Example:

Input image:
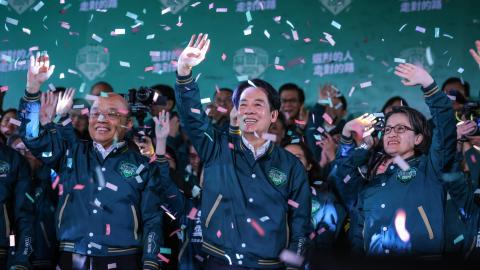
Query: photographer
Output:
[[330, 63, 457, 255]]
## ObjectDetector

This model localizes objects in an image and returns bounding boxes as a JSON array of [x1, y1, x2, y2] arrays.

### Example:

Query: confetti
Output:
[[274, 65, 285, 71], [217, 106, 228, 113], [216, 8, 227, 12], [291, 30, 299, 40], [247, 80, 257, 88], [81, 108, 89, 115], [279, 249, 304, 267], [250, 219, 265, 236], [208, 2, 214, 9], [294, 119, 306, 125], [417, 206, 434, 239], [107, 262, 115, 269], [221, 53, 227, 61], [260, 216, 270, 222], [146, 34, 155, 39], [190, 108, 201, 114], [324, 33, 335, 46], [443, 34, 453, 39], [191, 2, 201, 7], [453, 234, 464, 245], [264, 29, 270, 39], [9, 235, 14, 247], [89, 242, 102, 250], [331, 20, 342, 29], [6, 17, 18, 26], [228, 142, 235, 149], [394, 155, 410, 171], [73, 184, 85, 190], [114, 28, 125, 35], [160, 247, 172, 255], [216, 230, 222, 238], [119, 61, 130, 68], [288, 199, 299, 208], [415, 26, 426, 33], [348, 86, 356, 97], [32, 1, 44, 11], [8, 118, 21, 126], [246, 11, 252, 22], [192, 185, 201, 198], [457, 67, 464, 74], [399, 23, 407, 32], [136, 164, 145, 174], [200, 97, 211, 104], [322, 113, 333, 125], [161, 7, 171, 15], [22, 28, 31, 35], [394, 209, 410, 242], [394, 58, 406, 63], [135, 175, 143, 183], [426, 47, 434, 66], [304, 38, 311, 43], [106, 182, 118, 192], [187, 207, 198, 220], [261, 132, 277, 142], [343, 175, 351, 184], [286, 20, 295, 29], [25, 192, 35, 203], [360, 81, 372, 88], [434, 27, 440, 38], [470, 154, 477, 163], [0, 85, 8, 92], [91, 34, 103, 43]]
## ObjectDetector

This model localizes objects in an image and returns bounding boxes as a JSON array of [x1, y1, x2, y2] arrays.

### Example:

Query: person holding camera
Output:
[[17, 52, 177, 270]]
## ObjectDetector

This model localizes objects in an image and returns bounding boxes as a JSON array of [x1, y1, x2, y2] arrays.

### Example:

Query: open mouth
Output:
[[387, 141, 400, 146], [95, 126, 111, 133], [244, 118, 258, 126]]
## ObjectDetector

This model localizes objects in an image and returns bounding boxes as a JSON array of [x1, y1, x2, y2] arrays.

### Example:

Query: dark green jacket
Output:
[[0, 143, 34, 269], [174, 73, 312, 269], [330, 83, 456, 255]]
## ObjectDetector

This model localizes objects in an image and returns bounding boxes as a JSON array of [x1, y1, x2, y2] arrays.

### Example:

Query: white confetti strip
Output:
[[91, 33, 103, 43], [457, 67, 464, 74], [9, 235, 14, 247], [291, 30, 299, 40], [399, 23, 407, 32], [33, 1, 45, 12], [415, 26, 426, 33], [22, 28, 31, 35], [245, 11, 252, 22], [146, 34, 155, 39], [216, 8, 227, 12], [244, 48, 254, 53], [434, 27, 440, 38], [426, 47, 434, 66], [119, 61, 130, 67], [261, 133, 277, 142], [331, 20, 341, 29], [6, 17, 18, 25], [191, 2, 201, 7], [200, 98, 211, 104], [9, 118, 21, 126], [114, 28, 125, 35], [394, 155, 410, 171], [106, 182, 118, 192], [89, 242, 102, 250], [161, 7, 171, 15], [264, 29, 270, 39], [394, 58, 406, 63], [360, 81, 372, 88], [443, 33, 453, 39], [286, 20, 294, 29], [136, 164, 145, 175], [0, 0, 7, 6]]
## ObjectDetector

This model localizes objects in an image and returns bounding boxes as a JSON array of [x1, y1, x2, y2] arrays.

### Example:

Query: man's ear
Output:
[[126, 118, 134, 130], [414, 134, 424, 146], [271, 110, 279, 123]]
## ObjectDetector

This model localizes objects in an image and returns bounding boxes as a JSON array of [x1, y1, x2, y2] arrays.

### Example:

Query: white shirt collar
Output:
[[93, 141, 126, 159], [241, 136, 271, 160]]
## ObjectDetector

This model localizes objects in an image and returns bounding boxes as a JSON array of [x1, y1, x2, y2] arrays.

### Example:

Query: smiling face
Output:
[[88, 94, 132, 147], [383, 113, 423, 158], [238, 87, 278, 135], [280, 89, 302, 121]]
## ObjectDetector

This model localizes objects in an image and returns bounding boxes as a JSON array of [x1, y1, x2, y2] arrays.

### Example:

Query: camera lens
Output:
[[136, 88, 151, 102]]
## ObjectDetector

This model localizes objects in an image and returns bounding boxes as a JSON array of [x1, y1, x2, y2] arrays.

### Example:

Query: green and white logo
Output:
[[268, 167, 287, 186], [397, 167, 417, 184], [0, 160, 10, 176], [118, 162, 138, 179]]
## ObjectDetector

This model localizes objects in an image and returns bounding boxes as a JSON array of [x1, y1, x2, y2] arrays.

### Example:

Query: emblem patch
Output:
[[397, 167, 417, 184], [118, 162, 138, 179], [268, 167, 287, 186], [0, 160, 10, 177]]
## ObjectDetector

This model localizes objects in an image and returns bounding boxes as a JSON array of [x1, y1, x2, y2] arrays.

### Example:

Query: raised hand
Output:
[[40, 91, 58, 126], [134, 136, 155, 158], [457, 120, 478, 139], [177, 33, 210, 76], [27, 51, 55, 94], [153, 110, 170, 156], [169, 114, 180, 138], [230, 106, 239, 127], [56, 88, 75, 116], [394, 63, 434, 88], [469, 40, 480, 66]]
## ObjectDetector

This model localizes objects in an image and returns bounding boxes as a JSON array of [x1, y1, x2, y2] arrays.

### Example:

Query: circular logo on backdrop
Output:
[[159, 0, 191, 14], [319, 0, 352, 15], [233, 47, 269, 79], [8, 0, 36, 14], [75, 45, 110, 81], [399, 47, 434, 73]]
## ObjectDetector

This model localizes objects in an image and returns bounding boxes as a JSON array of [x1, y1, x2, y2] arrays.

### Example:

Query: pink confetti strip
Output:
[[187, 207, 198, 220], [216, 230, 222, 238], [8, 118, 21, 126], [228, 143, 235, 149], [394, 155, 410, 171], [51, 176, 60, 190], [322, 113, 333, 125], [216, 8, 227, 12], [190, 108, 201, 114], [106, 224, 111, 235], [62, 118, 72, 126], [343, 175, 351, 184], [279, 249, 304, 267], [250, 219, 265, 236], [288, 199, 299, 208], [221, 53, 227, 61], [274, 65, 285, 71], [106, 182, 118, 191], [81, 108, 89, 115], [73, 184, 85, 190], [157, 253, 170, 264], [216, 106, 228, 113]]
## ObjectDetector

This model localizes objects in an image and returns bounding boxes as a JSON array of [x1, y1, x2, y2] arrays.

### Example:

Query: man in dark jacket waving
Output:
[[174, 34, 311, 269]]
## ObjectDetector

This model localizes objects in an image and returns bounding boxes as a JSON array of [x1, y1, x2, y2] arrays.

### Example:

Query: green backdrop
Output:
[[1, 0, 479, 117]]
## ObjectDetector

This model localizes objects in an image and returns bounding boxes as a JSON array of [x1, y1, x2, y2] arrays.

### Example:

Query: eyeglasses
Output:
[[384, 124, 415, 135], [89, 109, 126, 121]]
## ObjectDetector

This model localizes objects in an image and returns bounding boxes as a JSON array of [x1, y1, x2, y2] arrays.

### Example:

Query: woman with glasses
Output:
[[329, 64, 458, 256]]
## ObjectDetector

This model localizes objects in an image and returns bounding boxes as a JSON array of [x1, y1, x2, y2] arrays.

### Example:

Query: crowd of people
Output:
[[0, 34, 479, 270]]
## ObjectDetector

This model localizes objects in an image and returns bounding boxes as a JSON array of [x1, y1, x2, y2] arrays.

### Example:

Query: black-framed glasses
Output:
[[384, 124, 415, 135]]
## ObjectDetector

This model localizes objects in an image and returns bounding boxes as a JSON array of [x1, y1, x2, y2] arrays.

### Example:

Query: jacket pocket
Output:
[[58, 194, 70, 229], [131, 205, 139, 240]]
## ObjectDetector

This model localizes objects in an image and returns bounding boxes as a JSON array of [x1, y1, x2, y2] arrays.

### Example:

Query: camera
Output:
[[456, 101, 480, 138]]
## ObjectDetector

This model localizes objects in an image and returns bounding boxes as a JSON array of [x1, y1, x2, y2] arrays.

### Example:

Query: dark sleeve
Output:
[[328, 136, 368, 210], [465, 148, 480, 189], [287, 160, 312, 261], [174, 73, 221, 164], [141, 156, 169, 270], [18, 90, 41, 139], [11, 153, 34, 268], [349, 197, 366, 255], [423, 82, 457, 178]]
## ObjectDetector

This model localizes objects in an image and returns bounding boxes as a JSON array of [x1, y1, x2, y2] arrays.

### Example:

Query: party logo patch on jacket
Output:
[[268, 167, 287, 186], [397, 167, 417, 184], [0, 160, 10, 177], [118, 161, 138, 179]]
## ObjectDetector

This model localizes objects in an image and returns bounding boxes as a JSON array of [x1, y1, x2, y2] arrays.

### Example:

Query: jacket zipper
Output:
[[131, 205, 139, 240]]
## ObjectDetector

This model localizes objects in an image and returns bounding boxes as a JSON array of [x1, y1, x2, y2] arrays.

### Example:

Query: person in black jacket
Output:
[[0, 141, 34, 270], [174, 33, 311, 270]]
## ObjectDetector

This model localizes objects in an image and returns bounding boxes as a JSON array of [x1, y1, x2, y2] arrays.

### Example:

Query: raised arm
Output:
[[394, 63, 456, 176], [174, 34, 223, 163]]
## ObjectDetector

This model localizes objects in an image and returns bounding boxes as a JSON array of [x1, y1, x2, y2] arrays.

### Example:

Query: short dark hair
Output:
[[151, 84, 176, 108], [279, 83, 305, 104], [1, 108, 18, 122], [283, 142, 321, 186], [91, 81, 114, 93], [215, 87, 233, 95], [441, 77, 470, 98], [381, 96, 409, 113], [338, 95, 347, 111], [233, 79, 280, 111]]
